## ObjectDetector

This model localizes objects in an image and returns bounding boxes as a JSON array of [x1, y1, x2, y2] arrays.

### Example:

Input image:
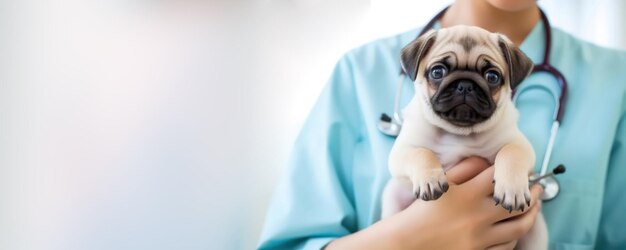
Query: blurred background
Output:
[[1, 0, 624, 249]]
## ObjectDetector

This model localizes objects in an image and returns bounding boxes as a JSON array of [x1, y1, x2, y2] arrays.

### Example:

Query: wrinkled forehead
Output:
[[424, 26, 506, 71]]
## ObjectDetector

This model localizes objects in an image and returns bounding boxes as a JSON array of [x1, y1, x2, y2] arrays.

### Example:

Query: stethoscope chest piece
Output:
[[529, 164, 566, 201], [538, 177, 560, 201], [378, 113, 402, 137]]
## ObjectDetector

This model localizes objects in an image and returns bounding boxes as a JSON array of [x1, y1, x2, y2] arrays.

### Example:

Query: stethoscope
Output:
[[378, 7, 567, 201]]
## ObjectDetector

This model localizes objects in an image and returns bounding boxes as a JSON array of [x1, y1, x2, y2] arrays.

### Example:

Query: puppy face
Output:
[[401, 26, 533, 131]]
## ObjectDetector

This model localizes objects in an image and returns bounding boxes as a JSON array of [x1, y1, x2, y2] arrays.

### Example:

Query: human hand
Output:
[[384, 157, 543, 249], [326, 157, 543, 250]]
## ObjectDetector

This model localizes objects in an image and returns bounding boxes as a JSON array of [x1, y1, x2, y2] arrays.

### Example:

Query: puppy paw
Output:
[[410, 168, 449, 201], [493, 170, 531, 212]]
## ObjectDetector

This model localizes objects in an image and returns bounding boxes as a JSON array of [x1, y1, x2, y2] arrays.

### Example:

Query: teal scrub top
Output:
[[258, 21, 626, 250]]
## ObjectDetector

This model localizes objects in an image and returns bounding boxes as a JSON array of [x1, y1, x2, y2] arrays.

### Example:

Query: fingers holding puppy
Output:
[[486, 195, 542, 246]]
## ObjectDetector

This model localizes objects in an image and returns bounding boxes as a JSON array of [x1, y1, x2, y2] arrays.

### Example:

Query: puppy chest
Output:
[[429, 136, 500, 169]]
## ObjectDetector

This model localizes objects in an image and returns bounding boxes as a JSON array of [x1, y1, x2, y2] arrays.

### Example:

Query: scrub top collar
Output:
[[519, 20, 546, 65]]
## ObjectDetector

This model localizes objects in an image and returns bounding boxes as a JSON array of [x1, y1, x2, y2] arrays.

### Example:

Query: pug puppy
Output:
[[381, 26, 547, 249]]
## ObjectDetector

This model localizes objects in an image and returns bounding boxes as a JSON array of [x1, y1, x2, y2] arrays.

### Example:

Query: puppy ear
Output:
[[401, 30, 437, 81], [497, 36, 534, 89]]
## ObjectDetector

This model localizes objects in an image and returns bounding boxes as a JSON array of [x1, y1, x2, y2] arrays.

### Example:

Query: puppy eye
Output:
[[484, 70, 500, 84], [429, 65, 447, 80]]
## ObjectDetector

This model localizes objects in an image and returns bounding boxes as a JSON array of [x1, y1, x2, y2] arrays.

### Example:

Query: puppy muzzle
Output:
[[430, 72, 496, 126]]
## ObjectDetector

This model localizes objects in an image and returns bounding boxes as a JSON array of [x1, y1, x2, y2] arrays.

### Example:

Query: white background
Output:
[[1, 0, 624, 249]]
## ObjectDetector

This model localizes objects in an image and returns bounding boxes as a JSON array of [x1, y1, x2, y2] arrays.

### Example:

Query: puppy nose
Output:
[[456, 81, 474, 94]]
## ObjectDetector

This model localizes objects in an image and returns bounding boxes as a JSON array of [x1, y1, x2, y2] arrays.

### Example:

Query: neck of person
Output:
[[440, 0, 541, 46]]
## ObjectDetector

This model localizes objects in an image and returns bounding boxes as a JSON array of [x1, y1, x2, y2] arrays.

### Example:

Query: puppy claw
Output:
[[439, 182, 449, 193], [421, 192, 430, 201], [410, 169, 448, 201], [422, 183, 431, 201], [502, 203, 512, 213], [493, 169, 532, 212], [432, 189, 443, 200], [501, 194, 513, 213]]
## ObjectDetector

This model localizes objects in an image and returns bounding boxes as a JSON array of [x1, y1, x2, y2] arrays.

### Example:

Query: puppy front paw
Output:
[[410, 168, 449, 201], [493, 170, 531, 212]]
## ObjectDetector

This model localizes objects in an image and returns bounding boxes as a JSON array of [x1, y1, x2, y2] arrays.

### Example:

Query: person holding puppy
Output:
[[259, 0, 626, 249]]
